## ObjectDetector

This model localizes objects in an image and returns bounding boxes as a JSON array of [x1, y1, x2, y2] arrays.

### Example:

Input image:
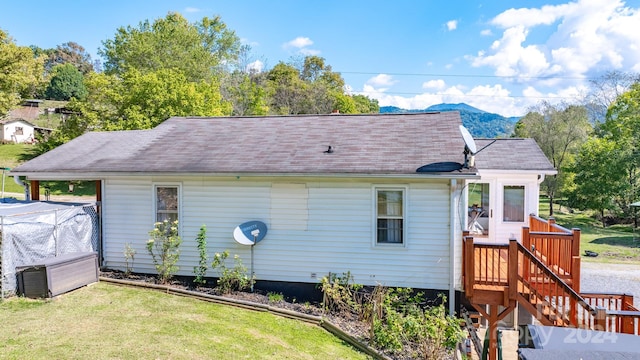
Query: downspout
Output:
[[13, 176, 30, 201], [449, 178, 457, 316]]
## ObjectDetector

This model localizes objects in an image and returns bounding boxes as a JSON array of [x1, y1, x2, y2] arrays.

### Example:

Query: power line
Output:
[[355, 90, 584, 100], [339, 70, 593, 81]]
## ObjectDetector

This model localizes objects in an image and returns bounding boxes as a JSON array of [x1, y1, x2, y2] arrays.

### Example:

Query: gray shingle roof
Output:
[[474, 138, 556, 172], [11, 112, 554, 177]]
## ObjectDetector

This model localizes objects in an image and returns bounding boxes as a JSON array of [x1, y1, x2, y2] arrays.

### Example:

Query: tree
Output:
[[100, 12, 240, 82], [47, 42, 94, 74], [599, 82, 640, 221], [584, 71, 640, 125], [222, 71, 269, 116], [352, 94, 379, 114], [45, 63, 88, 101], [0, 29, 45, 116], [567, 137, 627, 227], [514, 101, 591, 215]]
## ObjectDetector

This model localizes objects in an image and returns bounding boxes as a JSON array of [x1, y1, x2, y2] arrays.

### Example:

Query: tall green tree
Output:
[[567, 137, 627, 227], [0, 29, 45, 116], [514, 101, 591, 215], [100, 12, 240, 81], [265, 55, 378, 115], [45, 63, 88, 101], [600, 82, 640, 219]]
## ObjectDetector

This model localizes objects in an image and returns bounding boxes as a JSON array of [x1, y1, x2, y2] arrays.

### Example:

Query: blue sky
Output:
[[1, 0, 639, 117]]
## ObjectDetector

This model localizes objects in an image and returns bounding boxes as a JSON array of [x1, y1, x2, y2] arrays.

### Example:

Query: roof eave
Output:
[[10, 170, 481, 181]]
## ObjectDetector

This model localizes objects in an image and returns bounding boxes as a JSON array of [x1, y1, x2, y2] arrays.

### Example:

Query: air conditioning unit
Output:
[[15, 252, 99, 298]]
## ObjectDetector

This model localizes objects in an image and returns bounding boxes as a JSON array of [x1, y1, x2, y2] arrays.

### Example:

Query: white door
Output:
[[467, 181, 495, 242]]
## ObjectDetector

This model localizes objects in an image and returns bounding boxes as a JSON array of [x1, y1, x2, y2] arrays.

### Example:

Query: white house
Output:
[[11, 112, 555, 311], [0, 119, 37, 143]]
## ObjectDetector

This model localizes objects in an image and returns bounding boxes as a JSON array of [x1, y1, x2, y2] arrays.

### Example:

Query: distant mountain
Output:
[[380, 103, 519, 138]]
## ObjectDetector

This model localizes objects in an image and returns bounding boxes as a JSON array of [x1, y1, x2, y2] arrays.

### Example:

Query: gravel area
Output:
[[580, 261, 640, 309]]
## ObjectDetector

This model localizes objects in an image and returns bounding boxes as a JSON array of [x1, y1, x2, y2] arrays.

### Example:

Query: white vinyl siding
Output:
[[271, 183, 308, 231], [101, 177, 452, 291]]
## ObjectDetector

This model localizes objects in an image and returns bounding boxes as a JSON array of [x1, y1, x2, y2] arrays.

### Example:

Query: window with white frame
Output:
[[503, 185, 525, 222], [376, 188, 404, 244], [155, 185, 179, 223]]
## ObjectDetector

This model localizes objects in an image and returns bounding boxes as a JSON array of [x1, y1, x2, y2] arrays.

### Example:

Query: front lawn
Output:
[[0, 283, 369, 360]]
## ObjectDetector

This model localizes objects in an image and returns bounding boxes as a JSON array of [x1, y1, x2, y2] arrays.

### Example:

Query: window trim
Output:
[[153, 183, 182, 229], [502, 184, 526, 223], [373, 186, 408, 247]]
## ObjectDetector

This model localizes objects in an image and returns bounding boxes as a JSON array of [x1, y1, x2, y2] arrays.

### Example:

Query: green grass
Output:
[[0, 283, 370, 360], [0, 144, 95, 199], [540, 197, 640, 264]]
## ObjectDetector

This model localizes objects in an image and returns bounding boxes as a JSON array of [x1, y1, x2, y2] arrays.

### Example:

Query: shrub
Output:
[[211, 251, 252, 294], [267, 292, 284, 303], [193, 225, 208, 285], [319, 271, 363, 316], [146, 219, 182, 284], [371, 290, 464, 359], [123, 243, 136, 275]]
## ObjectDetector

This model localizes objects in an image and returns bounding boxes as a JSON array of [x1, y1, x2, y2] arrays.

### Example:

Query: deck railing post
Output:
[[464, 236, 475, 299], [508, 237, 518, 301], [571, 228, 581, 293], [522, 227, 530, 282], [594, 307, 607, 332]]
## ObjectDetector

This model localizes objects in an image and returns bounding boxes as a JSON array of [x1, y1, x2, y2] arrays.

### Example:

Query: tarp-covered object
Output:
[[0, 201, 98, 296]]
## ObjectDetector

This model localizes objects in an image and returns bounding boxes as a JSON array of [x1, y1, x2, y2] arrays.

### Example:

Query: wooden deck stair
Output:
[[462, 215, 640, 360]]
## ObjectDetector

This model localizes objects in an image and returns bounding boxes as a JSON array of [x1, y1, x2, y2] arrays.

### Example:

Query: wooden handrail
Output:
[[515, 239, 599, 328]]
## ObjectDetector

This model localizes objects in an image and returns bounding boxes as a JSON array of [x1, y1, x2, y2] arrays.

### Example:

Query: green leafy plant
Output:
[[267, 292, 284, 303], [211, 251, 252, 294], [319, 271, 363, 316], [370, 290, 464, 359], [146, 219, 182, 284], [193, 224, 208, 285], [123, 242, 136, 275]]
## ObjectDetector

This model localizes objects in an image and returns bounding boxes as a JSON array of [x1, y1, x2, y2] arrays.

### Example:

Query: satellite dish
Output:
[[233, 220, 268, 245], [459, 125, 477, 155]]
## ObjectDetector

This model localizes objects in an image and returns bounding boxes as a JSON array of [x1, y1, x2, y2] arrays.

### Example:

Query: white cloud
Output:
[[284, 37, 313, 49], [282, 36, 320, 56], [183, 7, 201, 13], [358, 80, 537, 117], [422, 79, 446, 90], [446, 20, 458, 31], [480, 29, 493, 36], [366, 74, 397, 88], [300, 48, 321, 56], [246, 60, 264, 73], [471, 0, 640, 87]]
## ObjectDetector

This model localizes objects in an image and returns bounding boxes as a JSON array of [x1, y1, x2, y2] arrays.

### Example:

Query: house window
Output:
[[15, 127, 23, 135], [503, 186, 525, 222], [376, 188, 404, 244], [155, 186, 179, 223]]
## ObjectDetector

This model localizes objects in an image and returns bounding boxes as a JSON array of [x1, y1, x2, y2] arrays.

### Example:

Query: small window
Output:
[[503, 186, 525, 222], [15, 127, 23, 135], [376, 189, 404, 244], [156, 186, 179, 223]]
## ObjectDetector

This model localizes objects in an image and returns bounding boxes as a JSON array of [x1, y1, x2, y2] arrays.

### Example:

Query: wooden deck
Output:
[[462, 215, 640, 360]]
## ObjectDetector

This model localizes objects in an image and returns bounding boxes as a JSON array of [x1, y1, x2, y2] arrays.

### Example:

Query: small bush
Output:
[[123, 243, 136, 275], [268, 292, 284, 303], [319, 271, 363, 316], [193, 225, 208, 285], [211, 251, 252, 294], [146, 219, 182, 284]]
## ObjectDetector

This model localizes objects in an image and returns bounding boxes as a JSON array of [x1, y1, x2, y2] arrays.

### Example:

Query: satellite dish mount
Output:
[[233, 220, 268, 292], [459, 125, 477, 168]]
